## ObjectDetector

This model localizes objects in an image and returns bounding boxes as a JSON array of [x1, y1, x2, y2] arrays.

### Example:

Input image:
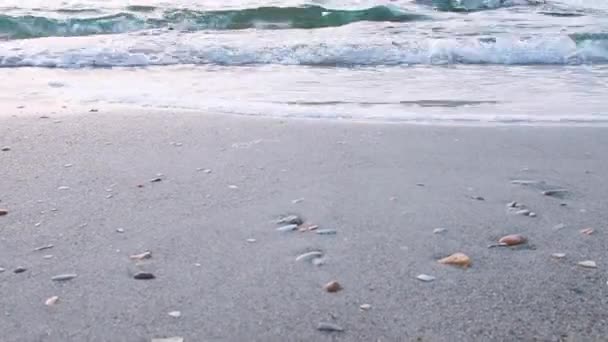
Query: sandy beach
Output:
[[1, 110, 607, 341]]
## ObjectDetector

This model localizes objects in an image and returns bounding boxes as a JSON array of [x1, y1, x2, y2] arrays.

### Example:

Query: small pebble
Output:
[[34, 244, 54, 251], [0, 209, 8, 216], [324, 281, 342, 293], [552, 253, 566, 259], [116, 228, 125, 233], [43, 255, 53, 259], [560, 202, 567, 207], [317, 322, 344, 332], [312, 258, 325, 266], [57, 186, 70, 191], [246, 238, 256, 243], [528, 212, 537, 217], [151, 338, 183, 342], [542, 189, 569, 198], [14, 267, 27, 274], [168, 311, 181, 318], [578, 260, 597, 269], [51, 273, 77, 281], [515, 209, 531, 216], [276, 224, 298, 232], [89, 108, 99, 112], [133, 272, 155, 280], [359, 304, 372, 311], [580, 228, 594, 235], [45, 296, 59, 306], [416, 274, 436, 282], [130, 251, 152, 260], [471, 196, 485, 201], [316, 229, 337, 235], [1, 146, 10, 151], [292, 198, 304, 204], [433, 228, 447, 234], [64, 163, 73, 168], [150, 177, 162, 183], [228, 185, 238, 189], [416, 183, 425, 187], [298, 223, 319, 232], [0, 267, 5, 273], [106, 194, 113, 199], [34, 222, 42, 227]]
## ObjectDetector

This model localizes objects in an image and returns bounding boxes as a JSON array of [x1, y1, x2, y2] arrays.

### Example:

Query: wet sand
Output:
[[1, 111, 607, 341]]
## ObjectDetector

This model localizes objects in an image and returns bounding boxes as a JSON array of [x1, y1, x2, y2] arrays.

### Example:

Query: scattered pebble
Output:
[[168, 311, 181, 318], [292, 198, 304, 204], [277, 215, 304, 225], [0, 268, 5, 273], [14, 267, 26, 274], [298, 223, 319, 232], [296, 251, 323, 262], [316, 229, 337, 235], [510, 179, 541, 185], [528, 212, 537, 217], [34, 222, 42, 227], [276, 224, 298, 232], [246, 238, 256, 243], [552, 253, 566, 259], [133, 272, 155, 280], [89, 108, 99, 112], [0, 209, 7, 216], [433, 228, 447, 234], [580, 228, 594, 235], [130, 251, 152, 260], [542, 189, 569, 198], [359, 304, 372, 311], [43, 255, 53, 259], [45, 296, 59, 306], [57, 186, 70, 191], [312, 258, 325, 266], [578, 260, 597, 269], [228, 185, 239, 189], [196, 168, 212, 174], [317, 322, 344, 332], [471, 196, 485, 201], [438, 253, 471, 268], [150, 177, 163, 183], [34, 244, 54, 251], [416, 183, 425, 187], [324, 281, 342, 293], [106, 194, 113, 199], [416, 274, 436, 282], [491, 234, 527, 247], [51, 273, 77, 281], [151, 338, 183, 342], [64, 163, 73, 168], [560, 202, 568, 207], [1, 146, 10, 151], [116, 228, 125, 233]]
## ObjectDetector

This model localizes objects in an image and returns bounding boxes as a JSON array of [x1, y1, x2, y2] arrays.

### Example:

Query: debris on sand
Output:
[[168, 311, 181, 318], [51, 273, 77, 281], [45, 296, 59, 306], [292, 198, 304, 204], [276, 224, 298, 232], [324, 281, 343, 293], [578, 260, 597, 269], [0, 209, 8, 216], [296, 251, 323, 262], [433, 228, 447, 234], [551, 253, 566, 259], [317, 322, 344, 332], [276, 215, 304, 225], [416, 274, 436, 282], [34, 244, 54, 252], [580, 228, 594, 235], [134, 272, 156, 280], [14, 267, 27, 274], [359, 304, 372, 311], [438, 253, 471, 268], [542, 189, 569, 198], [298, 223, 319, 232], [150, 177, 163, 183], [470, 196, 485, 201], [129, 251, 152, 260]]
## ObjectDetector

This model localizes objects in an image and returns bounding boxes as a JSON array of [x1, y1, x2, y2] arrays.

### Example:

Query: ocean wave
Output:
[[1, 33, 607, 68], [0, 5, 426, 39]]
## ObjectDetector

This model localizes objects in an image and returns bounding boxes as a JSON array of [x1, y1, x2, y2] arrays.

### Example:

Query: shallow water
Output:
[[1, 0, 607, 123]]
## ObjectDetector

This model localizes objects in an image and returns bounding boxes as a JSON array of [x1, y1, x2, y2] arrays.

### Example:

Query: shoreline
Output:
[[1, 111, 607, 341]]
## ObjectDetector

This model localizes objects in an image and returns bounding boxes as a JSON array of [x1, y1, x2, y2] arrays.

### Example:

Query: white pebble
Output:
[[168, 311, 181, 318], [416, 274, 436, 282]]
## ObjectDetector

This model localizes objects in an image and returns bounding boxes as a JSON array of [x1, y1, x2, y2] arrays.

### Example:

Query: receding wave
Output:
[[423, 0, 544, 12], [0, 5, 426, 39], [1, 33, 606, 68]]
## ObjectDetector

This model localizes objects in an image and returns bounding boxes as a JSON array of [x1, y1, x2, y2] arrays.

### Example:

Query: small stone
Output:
[[34, 222, 42, 227], [151, 338, 183, 342], [89, 108, 99, 112], [0, 267, 5, 272], [580, 228, 594, 235], [498, 234, 527, 246], [0, 209, 8, 216], [150, 177, 162, 183], [552, 253, 566, 259], [64, 163, 73, 168], [57, 186, 70, 190], [560, 202, 567, 207], [578, 260, 597, 269], [194, 263, 201, 267], [312, 258, 325, 266], [45, 296, 59, 306], [317, 322, 344, 332], [416, 274, 436, 282], [1, 146, 10, 151], [106, 194, 113, 199], [116, 228, 125, 233], [515, 209, 531, 216], [359, 304, 372, 311], [14, 267, 26, 274], [168, 311, 181, 318], [298, 223, 319, 232], [34, 244, 54, 251], [471, 196, 485, 201], [133, 272, 155, 280], [246, 238, 256, 243], [175, 143, 183, 147], [324, 281, 342, 293], [542, 189, 569, 198], [52, 273, 77, 281], [296, 251, 323, 262], [316, 229, 337, 235], [129, 251, 152, 260], [416, 183, 425, 187], [438, 253, 471, 268], [276, 215, 303, 225], [276, 224, 298, 232], [43, 255, 53, 259], [433, 228, 447, 234], [528, 212, 537, 217], [510, 179, 540, 185], [507, 201, 520, 208], [228, 185, 238, 189], [292, 198, 304, 204]]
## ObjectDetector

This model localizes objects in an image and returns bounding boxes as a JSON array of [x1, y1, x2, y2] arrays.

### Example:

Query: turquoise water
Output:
[[0, 0, 607, 123]]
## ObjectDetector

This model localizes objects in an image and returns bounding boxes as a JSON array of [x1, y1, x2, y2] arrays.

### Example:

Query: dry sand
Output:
[[1, 110, 607, 341]]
